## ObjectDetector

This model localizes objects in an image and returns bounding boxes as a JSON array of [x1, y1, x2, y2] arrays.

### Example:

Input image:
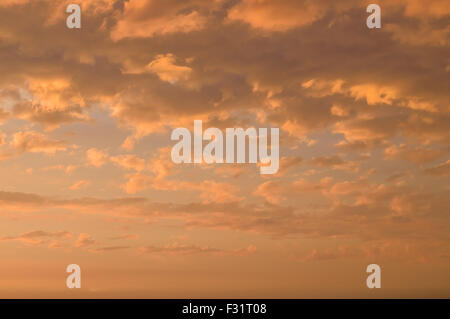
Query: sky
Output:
[[0, 0, 449, 298]]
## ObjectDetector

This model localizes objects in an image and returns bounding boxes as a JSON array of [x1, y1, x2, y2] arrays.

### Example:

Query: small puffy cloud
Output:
[[144, 54, 192, 83], [74, 233, 96, 248], [121, 173, 153, 194], [110, 154, 146, 171], [86, 148, 108, 167], [349, 84, 398, 106], [121, 136, 136, 151], [254, 180, 286, 204]]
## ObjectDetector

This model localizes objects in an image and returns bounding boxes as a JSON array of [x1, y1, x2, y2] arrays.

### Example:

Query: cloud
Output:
[[69, 180, 91, 190], [74, 233, 96, 248], [0, 0, 448, 292], [275, 156, 303, 176], [121, 172, 243, 203], [302, 78, 439, 112], [11, 78, 90, 130], [109, 234, 139, 241], [110, 154, 146, 171], [0, 0, 31, 7], [89, 246, 131, 253], [194, 180, 243, 204], [349, 84, 398, 106], [254, 177, 333, 204], [299, 246, 359, 262], [424, 160, 450, 176], [10, 131, 67, 154], [381, 0, 450, 47], [142, 54, 192, 83], [254, 181, 285, 204], [0, 131, 5, 146], [121, 173, 153, 194], [390, 0, 450, 19], [116, 148, 244, 202], [385, 23, 450, 47], [86, 148, 108, 167], [384, 144, 447, 164], [309, 155, 359, 172], [110, 0, 218, 40], [0, 186, 449, 253], [0, 107, 8, 124], [213, 165, 249, 178], [139, 241, 256, 257], [293, 177, 333, 193], [43, 164, 78, 174], [0, 230, 72, 245], [120, 147, 176, 193], [298, 238, 449, 263], [333, 116, 400, 145], [227, 0, 327, 32]]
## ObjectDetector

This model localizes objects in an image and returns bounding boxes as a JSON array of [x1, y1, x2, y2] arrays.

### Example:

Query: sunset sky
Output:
[[0, 0, 449, 298]]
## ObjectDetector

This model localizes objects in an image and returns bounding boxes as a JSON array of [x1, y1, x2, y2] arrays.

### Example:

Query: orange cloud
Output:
[[139, 241, 256, 257], [0, 107, 8, 124], [144, 54, 192, 83], [424, 160, 450, 176], [384, 144, 447, 164], [110, 154, 146, 171], [74, 233, 96, 248], [228, 0, 326, 32], [69, 180, 91, 190], [10, 131, 67, 154], [111, 0, 217, 40], [86, 148, 108, 167], [0, 230, 72, 246]]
